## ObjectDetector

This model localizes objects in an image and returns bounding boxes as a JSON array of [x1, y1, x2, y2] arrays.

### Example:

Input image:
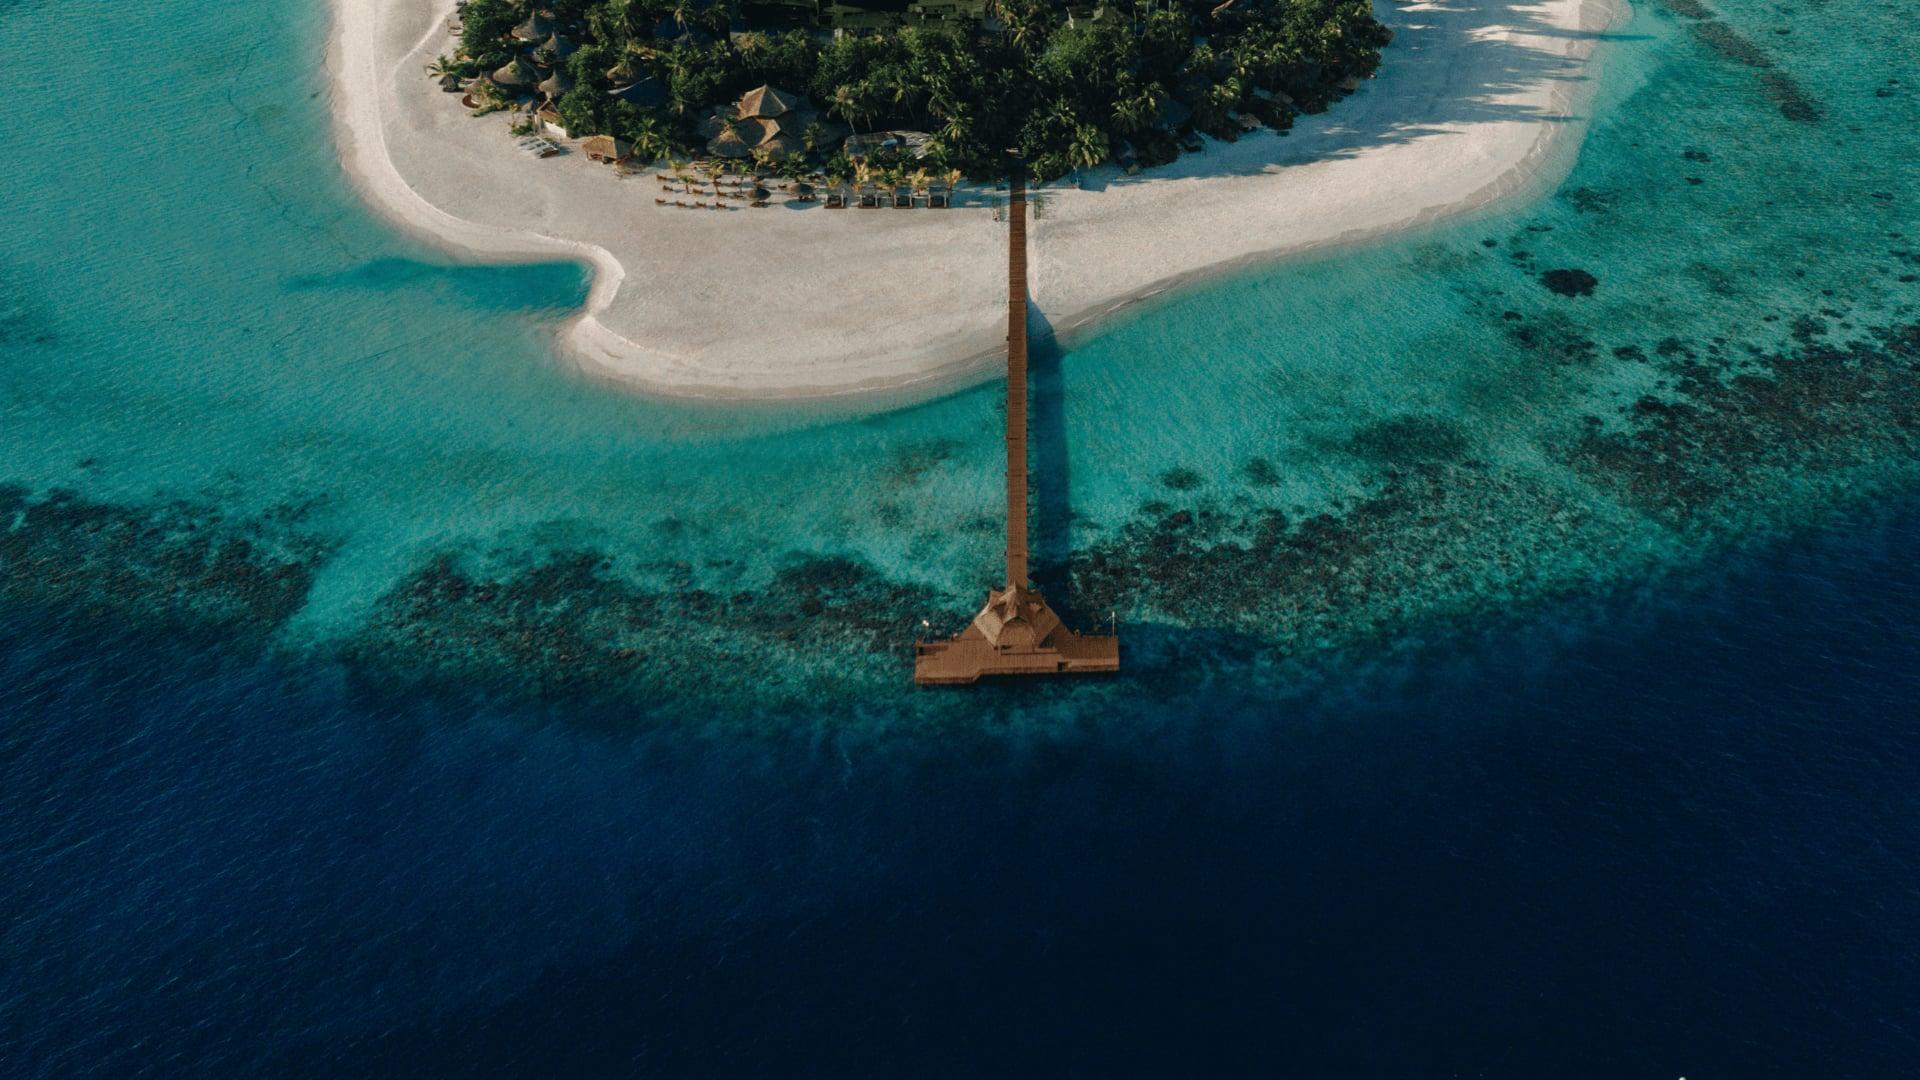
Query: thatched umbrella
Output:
[[537, 68, 575, 99], [736, 84, 804, 120], [512, 10, 554, 41], [492, 56, 539, 88]]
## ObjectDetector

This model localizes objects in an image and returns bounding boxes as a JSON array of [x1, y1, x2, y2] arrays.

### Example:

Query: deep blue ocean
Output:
[[4, 0, 1919, 1072], [5, 504, 1919, 1075]]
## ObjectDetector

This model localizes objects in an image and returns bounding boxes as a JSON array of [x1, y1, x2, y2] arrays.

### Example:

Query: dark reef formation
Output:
[[1654, 0, 1823, 122], [1571, 323, 1920, 522], [0, 486, 331, 645]]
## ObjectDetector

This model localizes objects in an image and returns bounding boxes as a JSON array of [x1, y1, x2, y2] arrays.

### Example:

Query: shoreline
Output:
[[326, 0, 1628, 403]]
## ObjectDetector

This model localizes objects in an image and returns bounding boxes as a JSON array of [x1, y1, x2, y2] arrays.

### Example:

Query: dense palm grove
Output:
[[456, 0, 1391, 180]]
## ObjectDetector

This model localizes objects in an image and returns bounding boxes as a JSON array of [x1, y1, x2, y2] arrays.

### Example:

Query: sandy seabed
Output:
[[328, 0, 1626, 400]]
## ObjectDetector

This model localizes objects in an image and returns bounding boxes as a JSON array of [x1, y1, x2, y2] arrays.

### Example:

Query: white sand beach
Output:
[[327, 0, 1625, 400]]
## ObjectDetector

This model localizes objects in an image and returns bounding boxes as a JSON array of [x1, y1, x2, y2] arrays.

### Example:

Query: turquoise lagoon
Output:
[[2, 0, 1916, 724]]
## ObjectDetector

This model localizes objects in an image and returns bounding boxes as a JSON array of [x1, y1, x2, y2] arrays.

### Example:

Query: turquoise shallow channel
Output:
[[1, 0, 1916, 730]]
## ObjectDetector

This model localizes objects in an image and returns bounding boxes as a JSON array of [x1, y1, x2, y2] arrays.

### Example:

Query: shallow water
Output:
[[3, 0, 1918, 1071]]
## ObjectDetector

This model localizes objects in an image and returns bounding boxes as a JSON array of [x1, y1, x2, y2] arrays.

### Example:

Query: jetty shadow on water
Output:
[[1026, 298, 1086, 621]]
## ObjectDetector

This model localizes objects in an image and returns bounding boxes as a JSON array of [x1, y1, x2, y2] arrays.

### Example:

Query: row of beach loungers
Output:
[[515, 135, 560, 158]]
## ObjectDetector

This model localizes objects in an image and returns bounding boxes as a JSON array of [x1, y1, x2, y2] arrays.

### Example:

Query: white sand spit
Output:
[[327, 0, 1625, 400]]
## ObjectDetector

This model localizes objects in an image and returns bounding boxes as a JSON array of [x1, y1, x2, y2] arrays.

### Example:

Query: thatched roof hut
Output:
[[695, 111, 729, 140], [759, 132, 804, 158], [512, 11, 554, 41], [736, 84, 804, 120], [580, 134, 633, 162], [706, 125, 756, 159], [537, 68, 575, 98], [493, 56, 539, 87], [606, 51, 644, 83], [536, 33, 578, 62]]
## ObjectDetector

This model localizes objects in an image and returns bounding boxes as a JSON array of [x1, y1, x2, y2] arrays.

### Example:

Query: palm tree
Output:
[[829, 84, 876, 134], [426, 54, 457, 78], [1113, 87, 1158, 136], [627, 115, 670, 165], [936, 104, 971, 146], [1069, 123, 1107, 172]]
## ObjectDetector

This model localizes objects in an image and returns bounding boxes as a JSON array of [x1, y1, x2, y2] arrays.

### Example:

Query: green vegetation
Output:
[[453, 0, 1391, 179]]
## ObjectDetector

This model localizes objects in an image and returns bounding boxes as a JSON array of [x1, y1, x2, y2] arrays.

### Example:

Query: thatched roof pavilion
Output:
[[537, 68, 575, 98], [580, 134, 632, 162], [492, 56, 539, 87], [706, 125, 756, 159], [759, 132, 804, 158], [512, 10, 554, 41], [736, 84, 804, 120]]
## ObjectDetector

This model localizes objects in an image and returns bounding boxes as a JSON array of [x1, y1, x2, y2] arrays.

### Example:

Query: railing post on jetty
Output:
[[1005, 163, 1030, 590]]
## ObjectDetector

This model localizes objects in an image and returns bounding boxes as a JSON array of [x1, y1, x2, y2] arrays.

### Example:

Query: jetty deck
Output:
[[912, 167, 1120, 686]]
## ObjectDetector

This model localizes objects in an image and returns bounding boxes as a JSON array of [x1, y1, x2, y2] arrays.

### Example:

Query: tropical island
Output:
[[330, 0, 1622, 397], [441, 0, 1393, 181]]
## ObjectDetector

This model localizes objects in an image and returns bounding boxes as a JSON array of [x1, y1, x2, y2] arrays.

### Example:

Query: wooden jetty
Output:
[[912, 166, 1120, 686]]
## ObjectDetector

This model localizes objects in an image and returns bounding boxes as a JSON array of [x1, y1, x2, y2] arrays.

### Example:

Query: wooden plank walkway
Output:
[[1006, 170, 1030, 588], [911, 161, 1119, 686]]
